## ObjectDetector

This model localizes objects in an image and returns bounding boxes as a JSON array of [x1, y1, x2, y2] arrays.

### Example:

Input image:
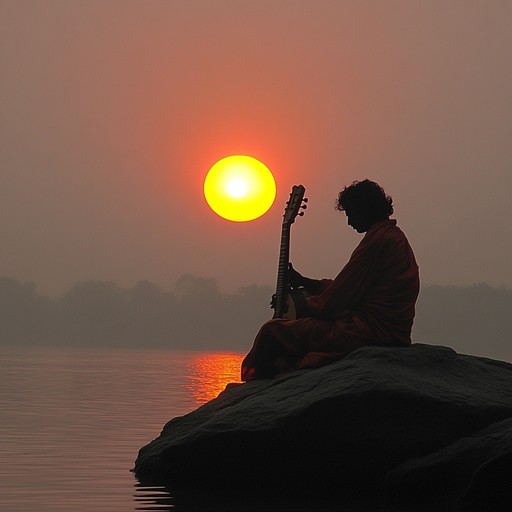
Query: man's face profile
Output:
[[345, 208, 372, 233]]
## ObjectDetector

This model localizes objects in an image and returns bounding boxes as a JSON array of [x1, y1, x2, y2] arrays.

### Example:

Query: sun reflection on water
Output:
[[186, 352, 244, 405]]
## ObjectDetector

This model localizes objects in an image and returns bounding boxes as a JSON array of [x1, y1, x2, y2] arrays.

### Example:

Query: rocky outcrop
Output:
[[134, 344, 512, 510]]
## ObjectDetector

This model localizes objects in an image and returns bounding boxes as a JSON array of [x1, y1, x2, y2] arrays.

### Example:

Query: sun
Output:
[[204, 155, 276, 222]]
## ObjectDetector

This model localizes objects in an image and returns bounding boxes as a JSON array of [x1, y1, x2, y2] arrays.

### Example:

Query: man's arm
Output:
[[288, 263, 323, 294]]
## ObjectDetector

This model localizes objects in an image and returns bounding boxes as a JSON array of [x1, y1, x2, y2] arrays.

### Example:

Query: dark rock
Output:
[[386, 417, 512, 510], [134, 344, 512, 510]]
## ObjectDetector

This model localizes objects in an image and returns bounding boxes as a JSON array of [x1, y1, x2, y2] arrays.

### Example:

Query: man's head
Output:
[[336, 179, 393, 233]]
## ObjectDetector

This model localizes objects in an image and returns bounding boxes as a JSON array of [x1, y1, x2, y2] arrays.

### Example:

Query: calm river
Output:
[[0, 346, 243, 511]]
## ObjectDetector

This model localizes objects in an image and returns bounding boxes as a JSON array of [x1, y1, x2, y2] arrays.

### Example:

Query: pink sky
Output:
[[1, 1, 511, 295]]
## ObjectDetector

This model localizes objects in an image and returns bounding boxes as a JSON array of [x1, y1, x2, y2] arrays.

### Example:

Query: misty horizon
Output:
[[1, 272, 512, 300], [2, 273, 510, 364]]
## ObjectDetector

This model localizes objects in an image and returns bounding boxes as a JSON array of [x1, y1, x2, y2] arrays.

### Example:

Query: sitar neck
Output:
[[273, 223, 291, 319], [272, 184, 306, 319]]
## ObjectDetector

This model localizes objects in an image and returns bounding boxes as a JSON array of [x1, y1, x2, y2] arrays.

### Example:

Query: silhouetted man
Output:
[[241, 179, 420, 381]]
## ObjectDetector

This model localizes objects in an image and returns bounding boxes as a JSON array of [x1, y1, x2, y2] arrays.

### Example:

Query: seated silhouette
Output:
[[241, 179, 420, 381]]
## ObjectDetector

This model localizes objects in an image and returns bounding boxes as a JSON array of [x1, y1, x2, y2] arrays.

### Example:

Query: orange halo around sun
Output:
[[204, 155, 276, 222]]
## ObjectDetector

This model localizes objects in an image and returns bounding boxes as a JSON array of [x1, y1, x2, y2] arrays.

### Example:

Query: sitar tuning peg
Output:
[[301, 204, 307, 209], [303, 197, 308, 202], [299, 211, 305, 216]]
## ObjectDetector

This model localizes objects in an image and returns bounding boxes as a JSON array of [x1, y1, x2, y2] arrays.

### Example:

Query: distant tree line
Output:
[[0, 276, 510, 362], [0, 274, 272, 351]]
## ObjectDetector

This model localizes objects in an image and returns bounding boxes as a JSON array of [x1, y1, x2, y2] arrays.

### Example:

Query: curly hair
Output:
[[336, 179, 394, 219]]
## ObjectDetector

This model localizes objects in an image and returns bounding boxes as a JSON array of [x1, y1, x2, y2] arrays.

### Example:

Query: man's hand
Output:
[[289, 263, 323, 294], [288, 263, 305, 289]]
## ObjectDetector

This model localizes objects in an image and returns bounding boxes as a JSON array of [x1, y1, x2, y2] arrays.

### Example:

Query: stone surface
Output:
[[386, 417, 512, 510], [134, 343, 512, 509]]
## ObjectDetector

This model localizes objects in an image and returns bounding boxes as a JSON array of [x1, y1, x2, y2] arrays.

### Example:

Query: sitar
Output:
[[272, 185, 309, 319]]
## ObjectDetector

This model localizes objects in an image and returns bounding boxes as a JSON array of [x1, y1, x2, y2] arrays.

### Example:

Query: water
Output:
[[0, 346, 244, 511]]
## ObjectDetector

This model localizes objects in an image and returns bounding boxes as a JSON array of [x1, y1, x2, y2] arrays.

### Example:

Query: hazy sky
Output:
[[1, 0, 511, 296]]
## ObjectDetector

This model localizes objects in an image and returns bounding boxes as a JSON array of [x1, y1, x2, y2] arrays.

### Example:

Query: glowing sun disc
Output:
[[204, 155, 276, 222]]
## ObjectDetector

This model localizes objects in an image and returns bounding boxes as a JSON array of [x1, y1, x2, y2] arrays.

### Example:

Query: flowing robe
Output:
[[241, 219, 420, 381]]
